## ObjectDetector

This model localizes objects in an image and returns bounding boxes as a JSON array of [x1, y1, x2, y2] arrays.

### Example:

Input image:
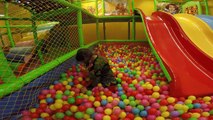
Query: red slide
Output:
[[136, 9, 213, 97]]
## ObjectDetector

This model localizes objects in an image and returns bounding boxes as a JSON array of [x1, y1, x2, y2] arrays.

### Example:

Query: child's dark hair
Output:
[[76, 48, 93, 62]]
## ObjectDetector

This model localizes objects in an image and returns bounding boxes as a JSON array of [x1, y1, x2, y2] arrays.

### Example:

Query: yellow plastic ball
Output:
[[202, 112, 210, 117], [161, 111, 170, 117], [94, 101, 101, 107], [146, 84, 153, 89], [70, 91, 75, 96], [156, 116, 165, 120], [65, 85, 71, 90], [104, 108, 112, 115], [117, 73, 123, 78], [46, 94, 51, 98], [88, 96, 95, 102], [167, 97, 176, 103], [184, 99, 192, 104], [55, 99, 63, 104], [134, 116, 143, 120], [100, 91, 104, 95], [188, 95, 196, 101], [84, 114, 90, 119], [107, 96, 113, 102], [132, 80, 138, 85], [119, 111, 126, 119], [76, 84, 83, 89], [49, 85, 54, 89], [123, 99, 130, 105], [98, 83, 103, 87], [174, 104, 182, 110], [70, 105, 78, 112], [152, 92, 160, 98], [103, 115, 111, 120], [54, 103, 63, 109], [67, 78, 72, 82], [30, 108, 36, 113], [49, 104, 56, 111], [63, 101, 68, 104], [78, 77, 83, 81], [62, 81, 68, 85], [56, 90, 63, 94], [159, 106, 168, 112], [101, 95, 107, 100], [191, 113, 200, 118], [182, 105, 189, 112], [83, 95, 89, 99], [203, 96, 211, 102], [40, 99, 47, 104], [153, 86, 160, 91], [114, 98, 120, 101], [40, 113, 49, 118]]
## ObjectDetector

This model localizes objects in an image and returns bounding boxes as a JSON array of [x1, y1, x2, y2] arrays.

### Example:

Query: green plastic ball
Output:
[[74, 112, 84, 119], [55, 112, 65, 119]]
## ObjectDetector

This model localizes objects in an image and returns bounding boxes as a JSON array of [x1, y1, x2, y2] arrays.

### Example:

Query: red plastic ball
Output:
[[31, 113, 39, 118], [95, 96, 102, 101], [181, 113, 191, 119], [78, 105, 86, 112], [148, 108, 157, 115], [160, 99, 168, 105], [38, 95, 46, 100], [62, 104, 71, 111], [111, 114, 118, 120], [39, 103, 47, 109], [125, 113, 134, 119], [44, 116, 53, 120], [76, 98, 83, 105]]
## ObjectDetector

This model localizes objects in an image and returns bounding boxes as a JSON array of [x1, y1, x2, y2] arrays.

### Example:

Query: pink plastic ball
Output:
[[85, 102, 93, 108], [113, 108, 121, 115], [141, 99, 150, 106], [49, 89, 56, 94], [95, 113, 103, 120], [96, 107, 104, 113], [168, 105, 174, 112], [136, 94, 143, 99], [105, 103, 113, 108], [112, 100, 119, 106], [125, 106, 132, 112], [62, 96, 68, 101], [151, 103, 160, 109], [22, 110, 31, 116], [137, 87, 144, 93], [147, 115, 156, 120], [149, 98, 157, 103]]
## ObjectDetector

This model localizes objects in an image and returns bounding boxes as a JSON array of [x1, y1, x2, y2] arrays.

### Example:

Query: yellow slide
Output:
[[174, 14, 213, 58]]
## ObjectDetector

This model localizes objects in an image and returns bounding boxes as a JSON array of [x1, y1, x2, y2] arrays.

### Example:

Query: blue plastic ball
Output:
[[101, 100, 108, 106], [46, 98, 54, 104], [132, 108, 140, 115], [118, 101, 125, 109], [139, 110, 148, 117]]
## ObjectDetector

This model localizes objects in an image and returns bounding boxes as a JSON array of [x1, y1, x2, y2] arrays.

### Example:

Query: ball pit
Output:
[[22, 43, 213, 119]]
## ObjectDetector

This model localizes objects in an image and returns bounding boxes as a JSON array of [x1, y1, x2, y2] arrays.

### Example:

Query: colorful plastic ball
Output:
[[134, 116, 143, 120], [147, 115, 156, 120], [118, 101, 125, 109], [55, 112, 65, 119], [67, 97, 75, 104], [121, 94, 127, 100], [75, 112, 84, 119], [188, 95, 196, 101], [70, 105, 78, 112], [125, 106, 132, 112], [132, 108, 140, 115], [95, 113, 103, 120], [104, 108, 112, 115], [152, 92, 160, 98], [113, 108, 121, 115], [96, 107, 104, 113], [101, 100, 108, 106], [103, 115, 111, 120], [86, 108, 95, 115], [167, 97, 176, 103], [203, 96, 211, 102], [123, 99, 130, 105], [161, 111, 170, 117], [129, 101, 137, 107], [107, 96, 114, 102], [139, 110, 148, 117], [194, 103, 201, 108], [54, 103, 63, 109], [170, 111, 180, 117], [119, 111, 127, 119], [65, 110, 73, 116], [94, 101, 101, 107]]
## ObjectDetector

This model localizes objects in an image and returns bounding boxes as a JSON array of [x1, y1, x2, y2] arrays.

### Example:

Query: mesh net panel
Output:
[[0, 0, 82, 119]]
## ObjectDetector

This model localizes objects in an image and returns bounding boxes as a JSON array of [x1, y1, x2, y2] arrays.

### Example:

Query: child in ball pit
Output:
[[76, 48, 117, 92]]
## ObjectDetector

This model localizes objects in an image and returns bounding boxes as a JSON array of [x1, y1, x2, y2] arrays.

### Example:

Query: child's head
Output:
[[76, 48, 93, 66]]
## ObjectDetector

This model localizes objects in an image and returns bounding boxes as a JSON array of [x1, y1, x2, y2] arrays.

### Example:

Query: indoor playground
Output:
[[0, 0, 213, 119]]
